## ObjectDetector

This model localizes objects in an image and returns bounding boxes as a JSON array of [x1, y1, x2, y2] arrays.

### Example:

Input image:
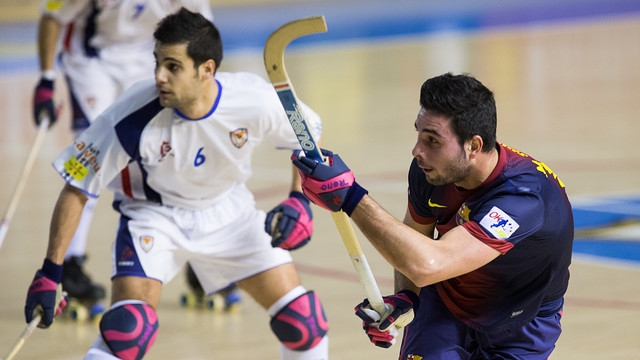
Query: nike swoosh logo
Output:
[[428, 198, 446, 208]]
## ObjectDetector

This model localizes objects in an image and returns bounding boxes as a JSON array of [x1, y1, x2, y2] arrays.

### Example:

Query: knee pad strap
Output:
[[99, 303, 159, 360], [270, 290, 328, 351]]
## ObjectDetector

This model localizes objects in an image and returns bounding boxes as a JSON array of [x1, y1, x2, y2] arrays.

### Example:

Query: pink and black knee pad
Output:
[[270, 290, 328, 351], [99, 303, 159, 360]]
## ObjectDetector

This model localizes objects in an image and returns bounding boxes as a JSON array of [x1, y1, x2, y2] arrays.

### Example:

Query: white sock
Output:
[[83, 336, 119, 360], [280, 335, 329, 360]]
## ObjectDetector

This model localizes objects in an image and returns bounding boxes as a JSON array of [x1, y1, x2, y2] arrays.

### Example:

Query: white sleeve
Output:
[[51, 115, 132, 198], [184, 0, 214, 21]]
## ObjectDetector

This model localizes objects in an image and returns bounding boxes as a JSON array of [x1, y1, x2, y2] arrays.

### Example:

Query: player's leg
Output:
[[84, 201, 187, 359], [237, 263, 329, 360], [398, 285, 473, 360], [189, 184, 328, 359], [474, 298, 564, 359], [84, 277, 163, 360], [183, 263, 242, 310]]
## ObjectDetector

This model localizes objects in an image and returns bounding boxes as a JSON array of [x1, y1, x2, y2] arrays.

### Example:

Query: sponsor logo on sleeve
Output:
[[479, 206, 519, 239]]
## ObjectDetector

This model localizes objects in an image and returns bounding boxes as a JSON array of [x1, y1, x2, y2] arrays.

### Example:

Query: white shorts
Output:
[[111, 184, 292, 294], [61, 51, 155, 128]]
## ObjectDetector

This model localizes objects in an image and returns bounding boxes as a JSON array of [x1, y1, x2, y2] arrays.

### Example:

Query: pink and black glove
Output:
[[354, 290, 420, 348], [33, 77, 57, 127], [291, 149, 368, 216], [265, 191, 313, 250], [25, 259, 68, 328]]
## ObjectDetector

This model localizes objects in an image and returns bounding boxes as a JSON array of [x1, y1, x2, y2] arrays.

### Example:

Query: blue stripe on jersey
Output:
[[114, 98, 163, 158], [114, 98, 164, 204], [83, 1, 100, 57], [138, 162, 162, 204]]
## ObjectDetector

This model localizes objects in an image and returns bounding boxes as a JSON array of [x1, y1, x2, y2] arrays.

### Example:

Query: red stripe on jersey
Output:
[[462, 221, 514, 254], [63, 23, 74, 52], [121, 166, 133, 198]]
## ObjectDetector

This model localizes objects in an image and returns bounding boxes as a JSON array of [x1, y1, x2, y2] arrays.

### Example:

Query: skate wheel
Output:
[[180, 292, 200, 308], [69, 304, 89, 322], [205, 297, 215, 310]]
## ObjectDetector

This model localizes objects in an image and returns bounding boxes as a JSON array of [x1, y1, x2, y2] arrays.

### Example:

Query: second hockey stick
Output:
[[0, 118, 49, 249]]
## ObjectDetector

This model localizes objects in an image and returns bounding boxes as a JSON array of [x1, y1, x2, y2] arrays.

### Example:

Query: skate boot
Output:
[[180, 264, 241, 312], [218, 283, 242, 313], [60, 255, 106, 322]]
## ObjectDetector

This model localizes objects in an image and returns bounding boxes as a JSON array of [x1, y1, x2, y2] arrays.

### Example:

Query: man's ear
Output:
[[200, 59, 216, 78]]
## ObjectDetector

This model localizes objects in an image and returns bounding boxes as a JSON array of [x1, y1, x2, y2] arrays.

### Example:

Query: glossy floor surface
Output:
[[1, 1, 639, 359]]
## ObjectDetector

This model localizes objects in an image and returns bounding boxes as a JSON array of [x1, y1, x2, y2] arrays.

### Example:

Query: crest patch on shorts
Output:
[[139, 236, 154, 252], [479, 206, 519, 240]]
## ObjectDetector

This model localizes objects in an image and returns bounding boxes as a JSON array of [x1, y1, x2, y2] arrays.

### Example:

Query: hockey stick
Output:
[[264, 16, 387, 316], [2, 314, 41, 360], [0, 118, 50, 249]]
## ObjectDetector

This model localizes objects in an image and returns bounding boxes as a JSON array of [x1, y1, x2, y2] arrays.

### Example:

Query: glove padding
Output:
[[354, 290, 420, 348], [291, 149, 368, 216], [25, 261, 68, 328], [33, 78, 57, 127], [265, 191, 313, 250]]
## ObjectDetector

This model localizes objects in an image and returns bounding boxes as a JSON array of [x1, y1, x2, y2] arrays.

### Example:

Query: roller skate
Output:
[[180, 264, 241, 313], [60, 255, 106, 323]]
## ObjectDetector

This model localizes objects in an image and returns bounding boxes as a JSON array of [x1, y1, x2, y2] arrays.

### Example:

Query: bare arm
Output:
[[350, 195, 500, 288], [37, 14, 61, 72], [46, 184, 88, 264], [393, 208, 436, 294]]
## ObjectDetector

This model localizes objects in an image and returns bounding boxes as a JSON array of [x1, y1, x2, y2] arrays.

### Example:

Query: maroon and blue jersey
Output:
[[407, 142, 573, 333]]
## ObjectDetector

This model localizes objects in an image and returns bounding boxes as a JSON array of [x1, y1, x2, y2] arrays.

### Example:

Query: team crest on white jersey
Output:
[[160, 141, 172, 158], [139, 236, 154, 253], [479, 206, 520, 240], [229, 128, 248, 148]]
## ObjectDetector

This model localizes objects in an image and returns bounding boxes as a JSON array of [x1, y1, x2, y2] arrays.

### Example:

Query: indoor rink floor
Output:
[[1, 0, 639, 359]]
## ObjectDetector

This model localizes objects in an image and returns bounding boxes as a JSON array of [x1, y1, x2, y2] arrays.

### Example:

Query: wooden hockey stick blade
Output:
[[264, 17, 388, 317], [0, 118, 49, 249], [264, 16, 326, 162], [2, 314, 41, 360]]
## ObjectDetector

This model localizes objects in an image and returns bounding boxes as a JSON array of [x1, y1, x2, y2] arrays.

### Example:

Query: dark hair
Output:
[[419, 73, 497, 152], [153, 7, 223, 70]]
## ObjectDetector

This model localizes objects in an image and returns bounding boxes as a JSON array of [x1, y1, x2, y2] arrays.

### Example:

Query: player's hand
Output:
[[25, 260, 67, 328], [265, 191, 313, 250], [291, 149, 368, 216], [354, 290, 420, 348], [33, 77, 57, 127]]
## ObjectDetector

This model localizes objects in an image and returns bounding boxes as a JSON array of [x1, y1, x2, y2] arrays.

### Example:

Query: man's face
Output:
[[154, 42, 202, 110], [411, 107, 471, 186]]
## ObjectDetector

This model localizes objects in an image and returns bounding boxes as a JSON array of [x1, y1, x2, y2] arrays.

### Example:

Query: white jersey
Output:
[[42, 0, 213, 63], [52, 72, 323, 210]]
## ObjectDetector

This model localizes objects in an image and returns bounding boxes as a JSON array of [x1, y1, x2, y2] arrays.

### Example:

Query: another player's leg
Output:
[[62, 199, 106, 320], [182, 263, 241, 311], [238, 263, 329, 360], [61, 81, 109, 319]]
